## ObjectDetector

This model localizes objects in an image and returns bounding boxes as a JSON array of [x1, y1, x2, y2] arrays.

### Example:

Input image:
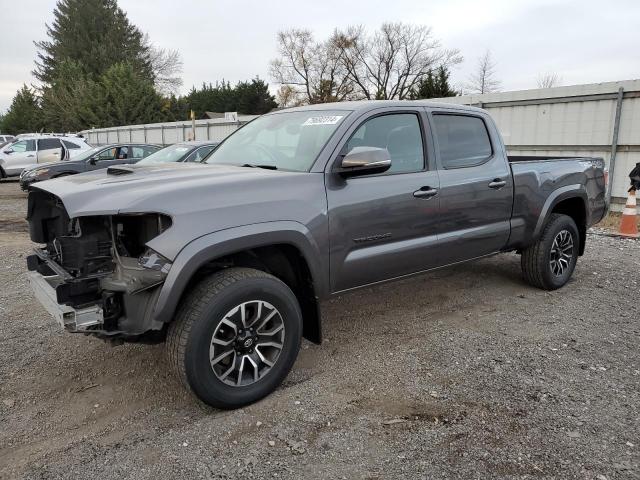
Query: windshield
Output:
[[137, 144, 193, 164], [205, 110, 349, 171]]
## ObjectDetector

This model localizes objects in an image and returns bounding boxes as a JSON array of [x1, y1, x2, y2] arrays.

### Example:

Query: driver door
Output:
[[326, 109, 441, 292], [2, 139, 37, 175], [88, 146, 127, 170]]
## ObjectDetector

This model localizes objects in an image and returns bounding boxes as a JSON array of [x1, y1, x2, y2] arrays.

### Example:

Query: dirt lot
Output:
[[0, 179, 638, 480]]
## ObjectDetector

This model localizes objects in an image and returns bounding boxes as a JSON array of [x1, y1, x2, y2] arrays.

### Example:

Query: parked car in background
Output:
[[20, 143, 161, 189], [0, 135, 91, 178], [136, 141, 219, 165], [0, 134, 15, 144], [25, 101, 606, 409]]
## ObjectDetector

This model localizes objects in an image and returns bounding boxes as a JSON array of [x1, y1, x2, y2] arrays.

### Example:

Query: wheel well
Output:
[[0, 166, 5, 178], [551, 197, 587, 255], [186, 244, 321, 344]]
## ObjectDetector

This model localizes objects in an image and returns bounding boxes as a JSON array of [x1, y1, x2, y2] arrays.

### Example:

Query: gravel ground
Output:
[[0, 179, 639, 480]]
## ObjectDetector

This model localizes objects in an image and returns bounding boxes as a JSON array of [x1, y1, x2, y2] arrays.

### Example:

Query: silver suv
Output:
[[0, 135, 91, 178]]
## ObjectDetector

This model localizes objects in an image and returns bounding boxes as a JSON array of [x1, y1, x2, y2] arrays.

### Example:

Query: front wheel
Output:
[[166, 267, 302, 409], [521, 213, 579, 290]]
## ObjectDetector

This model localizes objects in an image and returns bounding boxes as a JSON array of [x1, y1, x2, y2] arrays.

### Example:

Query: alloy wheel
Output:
[[209, 300, 285, 386], [549, 229, 574, 276]]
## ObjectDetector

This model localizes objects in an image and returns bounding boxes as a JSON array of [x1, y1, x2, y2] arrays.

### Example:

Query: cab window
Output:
[[344, 113, 425, 174], [432, 114, 493, 169]]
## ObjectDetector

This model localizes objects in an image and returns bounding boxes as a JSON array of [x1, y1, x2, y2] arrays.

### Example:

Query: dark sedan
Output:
[[135, 141, 219, 165], [20, 143, 161, 189]]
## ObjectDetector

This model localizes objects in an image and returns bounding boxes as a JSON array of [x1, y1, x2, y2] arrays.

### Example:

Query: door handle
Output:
[[488, 178, 506, 189], [27, 154, 35, 158], [413, 186, 438, 199]]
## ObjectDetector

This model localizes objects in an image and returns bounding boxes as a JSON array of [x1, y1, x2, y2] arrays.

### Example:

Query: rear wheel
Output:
[[166, 267, 302, 409], [521, 213, 579, 290]]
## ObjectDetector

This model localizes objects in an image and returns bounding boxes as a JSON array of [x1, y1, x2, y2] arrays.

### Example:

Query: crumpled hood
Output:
[[32, 162, 325, 260], [33, 162, 294, 217]]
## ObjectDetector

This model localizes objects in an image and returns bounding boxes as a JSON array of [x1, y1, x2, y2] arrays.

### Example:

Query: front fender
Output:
[[152, 221, 326, 325]]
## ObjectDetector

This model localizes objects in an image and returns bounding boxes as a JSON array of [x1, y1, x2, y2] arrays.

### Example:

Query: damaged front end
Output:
[[26, 189, 172, 340]]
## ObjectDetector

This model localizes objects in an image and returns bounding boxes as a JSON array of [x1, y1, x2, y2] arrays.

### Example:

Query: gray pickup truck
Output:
[[25, 101, 607, 408]]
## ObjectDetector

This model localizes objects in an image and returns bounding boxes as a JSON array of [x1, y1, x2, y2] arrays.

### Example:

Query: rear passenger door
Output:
[[37, 138, 63, 163], [428, 109, 513, 264], [326, 109, 441, 292]]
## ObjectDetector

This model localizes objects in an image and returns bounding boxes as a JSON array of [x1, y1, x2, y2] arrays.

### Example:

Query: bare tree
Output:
[[536, 72, 561, 89], [144, 35, 184, 95], [333, 23, 462, 100], [270, 29, 354, 104], [270, 23, 461, 104], [466, 50, 501, 94], [275, 85, 303, 108]]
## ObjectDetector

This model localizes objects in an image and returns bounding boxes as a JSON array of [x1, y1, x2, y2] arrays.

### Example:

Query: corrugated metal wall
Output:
[[80, 116, 258, 147], [434, 79, 640, 206]]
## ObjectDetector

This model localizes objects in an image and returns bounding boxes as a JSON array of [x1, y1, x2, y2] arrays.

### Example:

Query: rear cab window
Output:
[[432, 114, 493, 169]]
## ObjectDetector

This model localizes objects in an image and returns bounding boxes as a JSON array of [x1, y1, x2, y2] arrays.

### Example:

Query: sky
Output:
[[0, 0, 638, 112]]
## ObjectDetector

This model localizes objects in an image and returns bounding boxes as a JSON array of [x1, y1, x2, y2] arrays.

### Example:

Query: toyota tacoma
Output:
[[25, 101, 607, 408]]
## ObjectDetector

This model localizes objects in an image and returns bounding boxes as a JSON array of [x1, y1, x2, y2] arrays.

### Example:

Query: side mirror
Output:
[[336, 146, 391, 177], [88, 157, 97, 165], [4, 148, 13, 154]]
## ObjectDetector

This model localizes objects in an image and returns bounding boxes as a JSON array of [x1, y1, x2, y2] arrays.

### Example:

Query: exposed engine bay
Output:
[[26, 189, 172, 339]]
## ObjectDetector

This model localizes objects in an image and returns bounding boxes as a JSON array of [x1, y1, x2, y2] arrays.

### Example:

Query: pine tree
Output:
[[40, 60, 102, 131], [235, 78, 277, 114], [95, 63, 164, 127], [411, 66, 458, 99], [1, 85, 43, 134], [34, 0, 153, 84]]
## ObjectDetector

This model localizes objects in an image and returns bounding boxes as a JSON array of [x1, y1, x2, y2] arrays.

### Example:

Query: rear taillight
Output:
[[604, 169, 609, 187]]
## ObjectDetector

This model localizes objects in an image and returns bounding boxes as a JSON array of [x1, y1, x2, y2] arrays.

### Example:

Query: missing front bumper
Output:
[[27, 271, 104, 331]]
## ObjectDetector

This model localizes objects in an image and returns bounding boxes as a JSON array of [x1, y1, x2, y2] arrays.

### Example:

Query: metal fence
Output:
[[80, 115, 258, 146], [434, 79, 640, 209]]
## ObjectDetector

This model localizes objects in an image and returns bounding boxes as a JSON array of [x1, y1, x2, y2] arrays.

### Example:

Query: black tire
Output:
[[521, 213, 579, 290], [166, 267, 302, 409]]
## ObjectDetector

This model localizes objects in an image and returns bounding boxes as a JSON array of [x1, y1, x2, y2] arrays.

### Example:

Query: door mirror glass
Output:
[[338, 146, 391, 177]]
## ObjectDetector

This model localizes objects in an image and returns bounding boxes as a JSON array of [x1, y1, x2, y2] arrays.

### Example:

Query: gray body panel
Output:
[[28, 100, 607, 339]]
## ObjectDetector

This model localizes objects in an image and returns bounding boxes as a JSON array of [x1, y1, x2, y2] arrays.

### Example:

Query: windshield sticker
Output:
[[302, 115, 344, 126]]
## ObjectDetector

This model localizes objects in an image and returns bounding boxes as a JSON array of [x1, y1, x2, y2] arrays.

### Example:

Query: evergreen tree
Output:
[[40, 60, 102, 131], [184, 78, 277, 118], [94, 63, 164, 127], [235, 78, 277, 114], [34, 0, 152, 84], [410, 66, 458, 99], [1, 85, 43, 134]]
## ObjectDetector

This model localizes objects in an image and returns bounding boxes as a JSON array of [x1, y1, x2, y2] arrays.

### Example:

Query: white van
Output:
[[0, 135, 91, 178]]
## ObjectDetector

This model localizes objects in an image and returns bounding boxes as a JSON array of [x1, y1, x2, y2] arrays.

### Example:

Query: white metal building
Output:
[[434, 79, 640, 208], [80, 115, 258, 147]]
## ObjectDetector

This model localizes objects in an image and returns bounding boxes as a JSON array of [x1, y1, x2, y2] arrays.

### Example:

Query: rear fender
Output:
[[533, 185, 588, 238]]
